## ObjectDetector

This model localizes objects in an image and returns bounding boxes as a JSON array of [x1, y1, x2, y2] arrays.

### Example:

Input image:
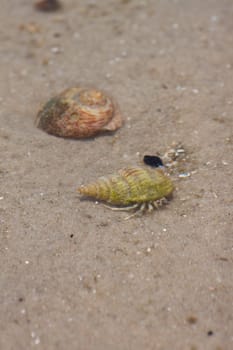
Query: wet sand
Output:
[[0, 0, 232, 349]]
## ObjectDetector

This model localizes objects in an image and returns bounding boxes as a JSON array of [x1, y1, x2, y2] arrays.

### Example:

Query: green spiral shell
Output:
[[78, 167, 174, 206]]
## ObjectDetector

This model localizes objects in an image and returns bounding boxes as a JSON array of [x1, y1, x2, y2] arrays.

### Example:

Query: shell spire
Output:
[[78, 180, 109, 202]]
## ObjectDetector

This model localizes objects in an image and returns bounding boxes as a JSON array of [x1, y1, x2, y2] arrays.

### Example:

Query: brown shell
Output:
[[36, 87, 123, 138]]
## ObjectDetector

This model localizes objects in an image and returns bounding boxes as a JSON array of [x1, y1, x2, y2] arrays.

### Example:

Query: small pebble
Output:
[[35, 0, 61, 12], [50, 46, 61, 54], [187, 315, 198, 324], [221, 160, 228, 165], [179, 172, 191, 178]]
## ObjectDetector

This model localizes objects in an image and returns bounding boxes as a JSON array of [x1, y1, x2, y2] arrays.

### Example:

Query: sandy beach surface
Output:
[[0, 0, 232, 349]]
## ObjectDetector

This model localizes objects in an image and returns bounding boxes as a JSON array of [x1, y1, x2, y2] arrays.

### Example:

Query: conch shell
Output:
[[36, 87, 123, 138], [78, 167, 174, 216]]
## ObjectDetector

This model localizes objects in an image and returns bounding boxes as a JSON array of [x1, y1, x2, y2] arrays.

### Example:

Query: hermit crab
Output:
[[36, 86, 123, 138], [78, 156, 174, 219]]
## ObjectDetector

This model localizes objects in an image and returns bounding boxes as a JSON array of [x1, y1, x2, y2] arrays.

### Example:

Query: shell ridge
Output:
[[109, 174, 132, 205], [124, 168, 151, 203], [117, 168, 147, 204], [97, 177, 112, 201]]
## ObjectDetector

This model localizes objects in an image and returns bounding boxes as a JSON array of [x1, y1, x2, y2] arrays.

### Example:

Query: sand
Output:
[[0, 0, 232, 349]]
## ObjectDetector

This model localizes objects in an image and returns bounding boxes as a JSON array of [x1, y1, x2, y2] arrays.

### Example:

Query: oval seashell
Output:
[[36, 87, 123, 138], [78, 167, 174, 208]]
